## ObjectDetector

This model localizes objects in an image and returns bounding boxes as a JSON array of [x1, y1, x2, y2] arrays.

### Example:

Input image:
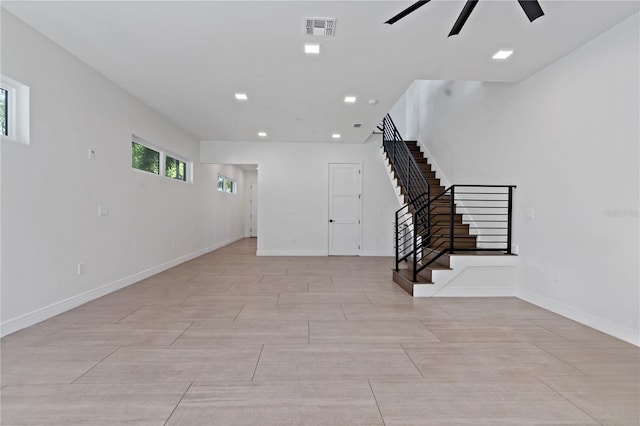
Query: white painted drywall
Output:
[[401, 14, 640, 344], [0, 11, 245, 334], [200, 135, 400, 256]]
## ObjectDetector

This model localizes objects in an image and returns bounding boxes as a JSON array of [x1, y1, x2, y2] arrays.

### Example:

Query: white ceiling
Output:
[[3, 1, 638, 143]]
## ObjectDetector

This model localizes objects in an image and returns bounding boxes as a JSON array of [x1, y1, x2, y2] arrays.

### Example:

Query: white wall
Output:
[[401, 14, 639, 344], [201, 135, 400, 256], [0, 11, 245, 335]]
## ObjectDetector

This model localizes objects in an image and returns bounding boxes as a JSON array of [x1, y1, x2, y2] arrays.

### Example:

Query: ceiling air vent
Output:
[[305, 18, 336, 36]]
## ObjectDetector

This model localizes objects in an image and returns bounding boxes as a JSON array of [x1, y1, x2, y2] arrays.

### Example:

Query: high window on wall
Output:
[[131, 135, 192, 182], [217, 175, 236, 194], [1, 74, 30, 145], [1, 88, 8, 136]]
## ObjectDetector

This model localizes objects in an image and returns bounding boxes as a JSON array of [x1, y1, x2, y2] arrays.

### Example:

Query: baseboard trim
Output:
[[257, 250, 328, 256], [0, 236, 243, 337], [433, 286, 516, 297], [360, 250, 394, 257], [515, 288, 640, 347]]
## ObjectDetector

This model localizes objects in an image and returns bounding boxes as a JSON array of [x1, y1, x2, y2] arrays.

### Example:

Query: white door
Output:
[[328, 163, 362, 255], [250, 182, 258, 237]]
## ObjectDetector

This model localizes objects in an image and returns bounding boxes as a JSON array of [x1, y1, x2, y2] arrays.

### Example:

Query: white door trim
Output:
[[328, 163, 362, 256]]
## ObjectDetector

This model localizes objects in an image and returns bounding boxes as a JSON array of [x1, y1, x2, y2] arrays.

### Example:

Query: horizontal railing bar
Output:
[[452, 185, 517, 188], [459, 213, 508, 216], [454, 199, 508, 202], [452, 248, 510, 252], [454, 192, 509, 195]]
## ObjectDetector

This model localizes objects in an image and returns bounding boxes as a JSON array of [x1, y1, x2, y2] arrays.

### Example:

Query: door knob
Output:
[[329, 219, 334, 222]]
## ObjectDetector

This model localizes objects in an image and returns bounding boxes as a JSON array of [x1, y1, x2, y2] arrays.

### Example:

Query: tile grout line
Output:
[[116, 305, 147, 323], [163, 382, 193, 426], [169, 322, 195, 346], [70, 345, 122, 384], [340, 304, 348, 321], [420, 322, 444, 343], [531, 342, 589, 376], [251, 344, 265, 381], [367, 379, 387, 426], [528, 320, 571, 341], [400, 345, 425, 378], [233, 305, 245, 322], [535, 376, 604, 425]]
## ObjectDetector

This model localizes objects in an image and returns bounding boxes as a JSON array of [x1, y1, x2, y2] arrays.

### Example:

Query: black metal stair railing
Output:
[[382, 114, 516, 282], [408, 184, 516, 279], [382, 115, 430, 210]]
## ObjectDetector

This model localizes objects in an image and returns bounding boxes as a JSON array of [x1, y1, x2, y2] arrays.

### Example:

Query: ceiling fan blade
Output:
[[518, 0, 545, 22], [448, 0, 479, 37], [385, 0, 431, 25]]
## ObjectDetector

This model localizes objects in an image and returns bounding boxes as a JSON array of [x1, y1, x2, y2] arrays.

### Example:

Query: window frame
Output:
[[217, 174, 236, 194], [131, 140, 161, 175], [131, 135, 193, 183], [1, 88, 8, 137], [0, 74, 30, 145], [164, 152, 190, 182]]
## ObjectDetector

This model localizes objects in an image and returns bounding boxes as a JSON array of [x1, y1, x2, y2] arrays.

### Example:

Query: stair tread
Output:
[[420, 263, 450, 270], [393, 269, 432, 284]]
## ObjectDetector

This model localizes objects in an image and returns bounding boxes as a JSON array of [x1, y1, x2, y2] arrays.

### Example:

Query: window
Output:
[[217, 174, 236, 194], [165, 155, 187, 181], [1, 74, 29, 144], [1, 88, 8, 136], [131, 135, 192, 182], [132, 141, 160, 174]]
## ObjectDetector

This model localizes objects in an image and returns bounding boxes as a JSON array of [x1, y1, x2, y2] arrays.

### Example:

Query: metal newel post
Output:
[[507, 186, 513, 254], [449, 186, 455, 252], [412, 217, 418, 282], [395, 210, 400, 271]]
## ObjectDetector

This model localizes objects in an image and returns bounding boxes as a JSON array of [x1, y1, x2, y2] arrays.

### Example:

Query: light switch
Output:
[[88, 148, 96, 160], [98, 206, 109, 216], [526, 208, 534, 220]]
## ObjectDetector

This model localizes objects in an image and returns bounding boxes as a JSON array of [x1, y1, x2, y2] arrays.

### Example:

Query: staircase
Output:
[[380, 114, 516, 296]]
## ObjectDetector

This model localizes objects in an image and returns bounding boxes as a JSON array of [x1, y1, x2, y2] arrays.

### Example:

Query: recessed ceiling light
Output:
[[304, 43, 320, 54], [235, 93, 248, 100], [492, 50, 514, 60], [344, 96, 357, 103], [258, 132, 267, 137], [332, 133, 341, 139]]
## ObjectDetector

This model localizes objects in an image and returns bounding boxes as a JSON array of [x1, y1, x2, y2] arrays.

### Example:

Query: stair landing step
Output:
[[392, 269, 432, 296]]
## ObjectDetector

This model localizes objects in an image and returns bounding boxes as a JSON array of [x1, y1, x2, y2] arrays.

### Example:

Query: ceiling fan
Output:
[[385, 0, 545, 37]]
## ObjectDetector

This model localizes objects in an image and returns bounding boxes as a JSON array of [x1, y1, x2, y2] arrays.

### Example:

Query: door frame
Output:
[[328, 162, 363, 256], [249, 181, 258, 238]]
